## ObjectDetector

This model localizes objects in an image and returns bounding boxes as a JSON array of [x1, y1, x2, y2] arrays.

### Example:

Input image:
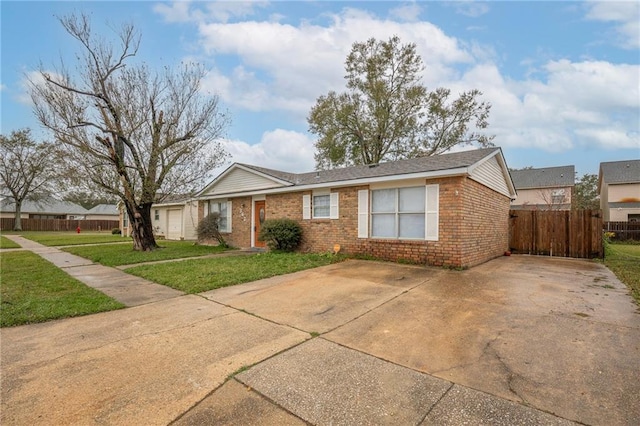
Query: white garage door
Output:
[[167, 209, 182, 240]]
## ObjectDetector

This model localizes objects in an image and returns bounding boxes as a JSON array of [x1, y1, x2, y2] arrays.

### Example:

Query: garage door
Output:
[[167, 209, 182, 240]]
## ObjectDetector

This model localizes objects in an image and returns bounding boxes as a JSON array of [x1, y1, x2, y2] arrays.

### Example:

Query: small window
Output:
[[123, 214, 129, 227], [313, 194, 330, 218], [210, 201, 229, 232], [154, 209, 160, 221]]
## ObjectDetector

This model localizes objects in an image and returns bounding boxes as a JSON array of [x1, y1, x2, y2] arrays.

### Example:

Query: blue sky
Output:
[[1, 1, 639, 178]]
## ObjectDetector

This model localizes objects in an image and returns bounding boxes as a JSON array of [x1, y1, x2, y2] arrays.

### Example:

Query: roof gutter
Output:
[[193, 167, 471, 200]]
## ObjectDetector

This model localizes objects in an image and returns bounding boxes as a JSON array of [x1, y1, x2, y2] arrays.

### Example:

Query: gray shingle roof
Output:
[[86, 204, 119, 215], [0, 198, 88, 215], [241, 148, 502, 186], [599, 159, 640, 184], [510, 166, 575, 189]]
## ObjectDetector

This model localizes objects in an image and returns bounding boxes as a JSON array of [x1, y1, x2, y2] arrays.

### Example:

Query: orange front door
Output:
[[254, 200, 266, 248]]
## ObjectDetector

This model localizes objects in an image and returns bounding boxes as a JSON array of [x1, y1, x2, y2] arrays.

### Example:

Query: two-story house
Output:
[[598, 159, 640, 222], [510, 165, 575, 210]]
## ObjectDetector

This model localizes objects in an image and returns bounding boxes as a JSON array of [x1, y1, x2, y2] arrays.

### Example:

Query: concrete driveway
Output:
[[2, 256, 639, 425]]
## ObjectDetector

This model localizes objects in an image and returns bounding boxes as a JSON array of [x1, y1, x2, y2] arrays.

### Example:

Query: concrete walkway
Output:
[[2, 234, 183, 306]]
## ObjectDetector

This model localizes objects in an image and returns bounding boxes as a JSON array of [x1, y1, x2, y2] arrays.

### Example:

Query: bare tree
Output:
[[0, 129, 56, 231], [30, 14, 229, 251], [537, 188, 568, 210]]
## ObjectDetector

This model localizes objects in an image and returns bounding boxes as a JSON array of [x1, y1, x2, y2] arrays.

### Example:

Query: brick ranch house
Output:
[[189, 147, 516, 268]]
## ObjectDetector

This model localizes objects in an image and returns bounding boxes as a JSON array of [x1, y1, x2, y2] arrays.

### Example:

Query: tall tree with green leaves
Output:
[[30, 14, 229, 251], [309, 36, 494, 169], [0, 129, 57, 231], [573, 173, 600, 210]]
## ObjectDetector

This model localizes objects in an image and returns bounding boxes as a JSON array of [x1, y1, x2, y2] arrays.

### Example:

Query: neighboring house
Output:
[[510, 165, 575, 210], [0, 198, 87, 219], [119, 196, 199, 240], [598, 159, 640, 222], [85, 204, 119, 221], [191, 147, 516, 268]]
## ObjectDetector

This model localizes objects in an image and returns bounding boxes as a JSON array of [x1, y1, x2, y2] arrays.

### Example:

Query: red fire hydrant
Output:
[[76, 226, 81, 234]]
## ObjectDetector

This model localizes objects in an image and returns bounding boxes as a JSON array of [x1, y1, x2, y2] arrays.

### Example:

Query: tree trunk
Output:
[[126, 202, 158, 251], [13, 200, 23, 231]]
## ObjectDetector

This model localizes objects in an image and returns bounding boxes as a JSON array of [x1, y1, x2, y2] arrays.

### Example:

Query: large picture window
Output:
[[362, 185, 437, 240], [371, 186, 425, 239]]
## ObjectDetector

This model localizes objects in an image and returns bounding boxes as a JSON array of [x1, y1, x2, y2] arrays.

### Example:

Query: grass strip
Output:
[[0, 236, 20, 249], [63, 240, 229, 266], [19, 231, 128, 246], [604, 242, 640, 304], [126, 252, 345, 293], [1, 251, 124, 327]]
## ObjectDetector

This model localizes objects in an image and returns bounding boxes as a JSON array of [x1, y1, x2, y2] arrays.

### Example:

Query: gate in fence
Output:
[[509, 209, 603, 259]]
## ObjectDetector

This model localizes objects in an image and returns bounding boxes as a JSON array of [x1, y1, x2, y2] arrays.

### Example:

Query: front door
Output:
[[254, 200, 266, 248]]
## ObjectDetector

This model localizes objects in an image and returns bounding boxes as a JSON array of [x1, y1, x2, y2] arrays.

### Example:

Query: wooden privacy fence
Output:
[[0, 218, 119, 232], [604, 221, 640, 241], [509, 209, 603, 259]]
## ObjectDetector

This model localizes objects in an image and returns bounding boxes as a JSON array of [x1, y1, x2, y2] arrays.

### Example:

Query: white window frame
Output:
[[209, 199, 232, 233], [361, 184, 439, 241], [303, 191, 339, 220], [154, 209, 160, 221], [312, 190, 330, 219]]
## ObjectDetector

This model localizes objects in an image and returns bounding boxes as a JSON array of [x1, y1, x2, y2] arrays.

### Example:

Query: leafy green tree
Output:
[[573, 173, 599, 210], [0, 129, 57, 231], [309, 36, 493, 169], [30, 14, 229, 251]]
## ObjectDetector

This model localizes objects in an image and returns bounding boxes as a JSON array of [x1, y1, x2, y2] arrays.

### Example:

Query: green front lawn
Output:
[[63, 240, 229, 266], [20, 231, 128, 246], [126, 252, 344, 293], [1, 251, 124, 327], [604, 243, 640, 304], [0, 236, 20, 249]]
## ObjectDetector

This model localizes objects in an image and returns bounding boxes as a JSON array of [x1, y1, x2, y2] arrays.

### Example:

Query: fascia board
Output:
[[196, 163, 294, 197], [194, 167, 470, 200], [233, 164, 295, 187], [468, 148, 518, 198]]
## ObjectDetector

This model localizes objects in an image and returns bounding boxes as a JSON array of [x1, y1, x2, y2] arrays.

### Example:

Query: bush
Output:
[[111, 228, 122, 235], [259, 219, 302, 252], [197, 212, 227, 247]]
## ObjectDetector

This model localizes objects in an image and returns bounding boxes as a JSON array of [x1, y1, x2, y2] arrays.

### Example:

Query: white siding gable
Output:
[[202, 167, 287, 196], [469, 155, 511, 197]]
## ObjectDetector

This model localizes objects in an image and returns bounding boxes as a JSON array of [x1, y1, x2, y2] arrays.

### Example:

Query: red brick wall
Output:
[[201, 176, 510, 268], [352, 177, 464, 267], [198, 197, 252, 248], [458, 178, 511, 266]]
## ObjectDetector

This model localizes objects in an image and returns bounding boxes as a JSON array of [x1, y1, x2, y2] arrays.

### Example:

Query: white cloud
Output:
[[584, 1, 640, 49], [156, 4, 638, 156], [575, 127, 640, 150], [389, 3, 422, 22], [214, 129, 316, 176], [0, 83, 6, 92], [153, 1, 194, 23], [451, 60, 640, 151], [195, 10, 473, 113], [154, 0, 269, 24], [17, 71, 53, 105], [452, 1, 490, 18]]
